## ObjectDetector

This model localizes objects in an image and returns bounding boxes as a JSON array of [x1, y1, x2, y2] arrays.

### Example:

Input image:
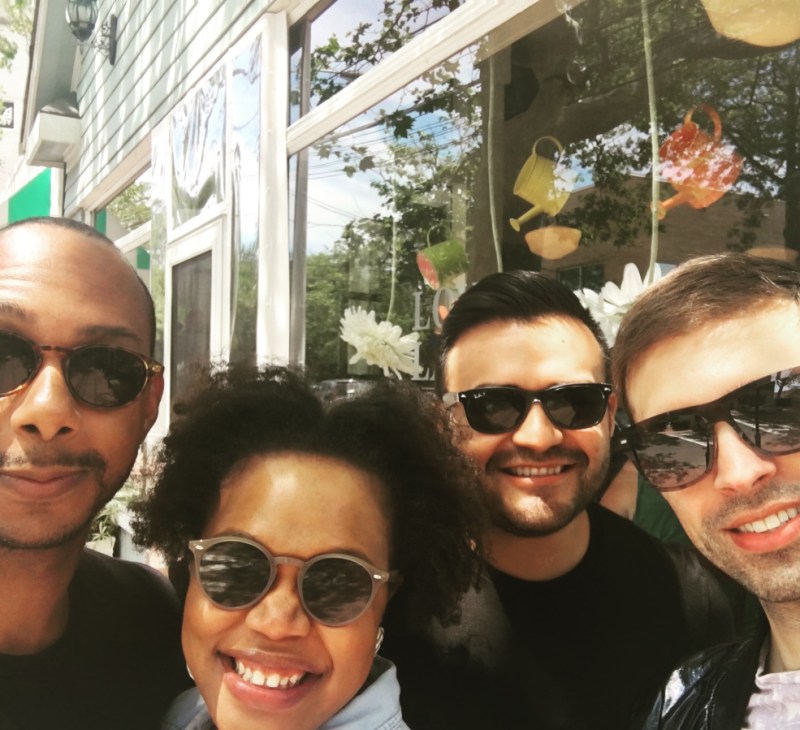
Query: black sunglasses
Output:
[[0, 331, 163, 409], [443, 383, 613, 434], [188, 536, 398, 627], [618, 367, 800, 492]]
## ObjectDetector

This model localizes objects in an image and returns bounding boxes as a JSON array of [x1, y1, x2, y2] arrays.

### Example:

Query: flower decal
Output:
[[574, 263, 662, 346], [339, 307, 423, 378]]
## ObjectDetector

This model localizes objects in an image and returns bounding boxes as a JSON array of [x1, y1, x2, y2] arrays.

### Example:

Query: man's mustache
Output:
[[487, 446, 589, 470], [0, 450, 106, 470]]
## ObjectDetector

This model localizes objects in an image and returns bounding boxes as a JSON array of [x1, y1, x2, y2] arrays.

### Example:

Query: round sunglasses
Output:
[[619, 367, 800, 491], [188, 536, 398, 627], [0, 331, 163, 409], [443, 383, 613, 434]]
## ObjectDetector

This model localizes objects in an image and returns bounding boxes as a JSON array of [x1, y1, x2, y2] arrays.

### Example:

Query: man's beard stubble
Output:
[[0, 449, 132, 551], [696, 480, 800, 604], [483, 445, 610, 538]]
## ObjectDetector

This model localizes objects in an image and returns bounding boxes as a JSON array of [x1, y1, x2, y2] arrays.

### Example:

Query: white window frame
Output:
[[161, 214, 230, 428], [285, 0, 564, 155]]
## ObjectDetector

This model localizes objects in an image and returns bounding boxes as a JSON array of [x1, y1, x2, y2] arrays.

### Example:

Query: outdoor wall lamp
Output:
[[65, 0, 117, 65]]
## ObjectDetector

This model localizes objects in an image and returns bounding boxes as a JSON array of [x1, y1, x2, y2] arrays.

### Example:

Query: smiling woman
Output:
[[131, 364, 484, 730]]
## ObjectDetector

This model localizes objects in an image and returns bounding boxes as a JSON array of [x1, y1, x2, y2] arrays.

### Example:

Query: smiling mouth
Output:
[[735, 507, 799, 534], [232, 659, 308, 690], [505, 465, 565, 477]]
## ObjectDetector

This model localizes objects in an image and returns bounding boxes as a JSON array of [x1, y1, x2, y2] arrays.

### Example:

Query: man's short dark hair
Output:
[[133, 364, 485, 630], [612, 253, 800, 413], [0, 216, 158, 355], [436, 270, 610, 393]]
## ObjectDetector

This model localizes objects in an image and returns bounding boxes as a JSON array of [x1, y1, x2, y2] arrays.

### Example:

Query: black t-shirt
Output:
[[382, 504, 731, 730], [0, 548, 192, 730]]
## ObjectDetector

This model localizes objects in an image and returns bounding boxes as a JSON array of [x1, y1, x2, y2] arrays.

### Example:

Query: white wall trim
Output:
[[258, 10, 291, 362]]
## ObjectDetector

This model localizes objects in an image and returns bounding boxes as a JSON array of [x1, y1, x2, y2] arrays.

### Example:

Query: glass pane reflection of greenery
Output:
[[301, 43, 480, 381], [299, 0, 800, 381]]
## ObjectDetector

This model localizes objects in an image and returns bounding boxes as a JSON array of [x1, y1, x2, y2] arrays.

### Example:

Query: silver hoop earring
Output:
[[374, 626, 385, 655]]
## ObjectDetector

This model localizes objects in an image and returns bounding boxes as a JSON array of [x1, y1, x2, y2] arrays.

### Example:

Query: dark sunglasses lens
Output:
[[197, 541, 272, 608], [731, 378, 800, 454], [545, 386, 607, 429], [302, 557, 374, 626], [68, 347, 148, 407], [0, 333, 37, 395], [465, 389, 527, 434], [633, 413, 711, 491]]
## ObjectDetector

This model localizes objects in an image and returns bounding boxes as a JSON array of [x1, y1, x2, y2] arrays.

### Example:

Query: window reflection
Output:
[[230, 36, 261, 365], [290, 0, 462, 121], [171, 252, 212, 406], [292, 0, 800, 382], [171, 67, 226, 227]]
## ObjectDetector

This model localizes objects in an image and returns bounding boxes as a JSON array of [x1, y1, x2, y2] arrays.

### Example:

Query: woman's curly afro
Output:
[[132, 364, 486, 631]]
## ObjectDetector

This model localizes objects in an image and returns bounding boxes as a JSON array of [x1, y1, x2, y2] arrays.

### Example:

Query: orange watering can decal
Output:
[[510, 137, 571, 231], [658, 105, 743, 219]]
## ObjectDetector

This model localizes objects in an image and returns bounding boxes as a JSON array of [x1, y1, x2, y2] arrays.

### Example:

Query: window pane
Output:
[[230, 36, 261, 365], [171, 67, 226, 227], [101, 170, 152, 241], [290, 0, 462, 121], [292, 0, 800, 376], [171, 252, 211, 406]]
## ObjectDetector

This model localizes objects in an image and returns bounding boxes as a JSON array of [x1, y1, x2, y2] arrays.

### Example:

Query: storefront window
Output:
[[171, 66, 226, 227], [291, 40, 479, 380], [99, 170, 153, 241], [150, 127, 169, 364], [558, 264, 605, 292], [289, 0, 462, 122], [171, 251, 212, 406], [229, 36, 261, 364], [292, 0, 800, 379]]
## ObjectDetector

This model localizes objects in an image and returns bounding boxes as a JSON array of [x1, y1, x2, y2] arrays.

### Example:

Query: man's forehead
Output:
[[0, 224, 138, 285], [465, 315, 600, 349], [0, 222, 111, 254], [0, 224, 152, 345], [626, 304, 800, 420], [444, 315, 606, 384]]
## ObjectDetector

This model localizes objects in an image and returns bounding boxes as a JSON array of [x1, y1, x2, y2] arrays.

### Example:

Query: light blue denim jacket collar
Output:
[[162, 656, 409, 730]]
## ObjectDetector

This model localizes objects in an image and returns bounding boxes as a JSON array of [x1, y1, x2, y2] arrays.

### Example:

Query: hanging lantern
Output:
[[65, 0, 99, 42]]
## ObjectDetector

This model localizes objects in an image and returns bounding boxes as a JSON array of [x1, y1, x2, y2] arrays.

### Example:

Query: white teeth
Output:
[[738, 507, 798, 534], [509, 465, 564, 477], [234, 661, 306, 689]]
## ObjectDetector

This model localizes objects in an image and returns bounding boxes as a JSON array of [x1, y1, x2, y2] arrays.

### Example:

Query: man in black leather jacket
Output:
[[639, 631, 765, 729], [613, 253, 800, 728]]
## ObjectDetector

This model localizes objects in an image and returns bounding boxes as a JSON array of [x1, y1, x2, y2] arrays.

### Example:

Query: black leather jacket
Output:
[[639, 634, 763, 729]]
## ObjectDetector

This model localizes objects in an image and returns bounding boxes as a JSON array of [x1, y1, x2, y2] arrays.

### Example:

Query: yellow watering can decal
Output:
[[510, 136, 571, 232]]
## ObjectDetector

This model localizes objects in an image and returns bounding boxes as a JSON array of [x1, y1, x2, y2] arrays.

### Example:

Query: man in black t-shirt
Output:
[[0, 218, 189, 729], [381, 271, 733, 729]]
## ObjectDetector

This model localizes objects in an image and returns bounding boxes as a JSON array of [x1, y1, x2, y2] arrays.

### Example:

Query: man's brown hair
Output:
[[612, 253, 800, 414]]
